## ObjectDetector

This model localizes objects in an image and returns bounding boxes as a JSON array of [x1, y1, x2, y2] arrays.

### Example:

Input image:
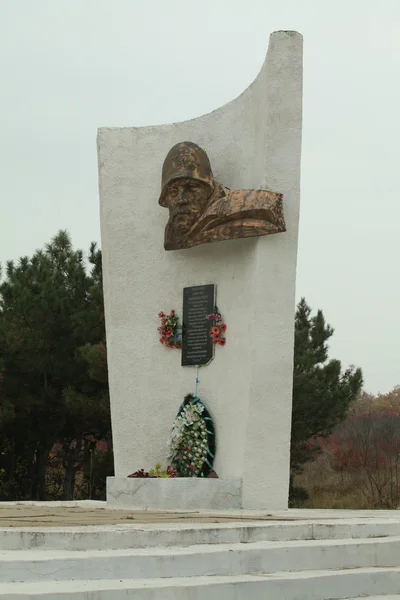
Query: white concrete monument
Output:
[[98, 30, 303, 511]]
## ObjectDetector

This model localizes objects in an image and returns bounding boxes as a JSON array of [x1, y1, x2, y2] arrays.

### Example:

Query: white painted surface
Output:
[[3, 517, 400, 551], [3, 502, 400, 519], [1, 514, 400, 599], [0, 501, 106, 508], [107, 476, 241, 510], [2, 569, 400, 600], [2, 537, 400, 583], [98, 30, 302, 510]]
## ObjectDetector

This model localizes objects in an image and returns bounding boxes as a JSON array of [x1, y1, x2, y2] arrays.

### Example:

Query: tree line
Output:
[[0, 231, 363, 501], [295, 386, 400, 509]]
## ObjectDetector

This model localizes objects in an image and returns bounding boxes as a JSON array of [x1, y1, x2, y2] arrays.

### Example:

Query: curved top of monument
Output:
[[273, 30, 302, 36], [97, 30, 302, 135]]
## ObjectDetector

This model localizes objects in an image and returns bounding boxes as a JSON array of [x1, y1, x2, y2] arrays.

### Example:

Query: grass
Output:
[[293, 454, 385, 510]]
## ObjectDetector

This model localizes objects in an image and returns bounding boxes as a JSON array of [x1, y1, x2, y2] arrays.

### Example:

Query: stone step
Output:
[[1, 567, 400, 599], [2, 518, 400, 550], [1, 537, 400, 583]]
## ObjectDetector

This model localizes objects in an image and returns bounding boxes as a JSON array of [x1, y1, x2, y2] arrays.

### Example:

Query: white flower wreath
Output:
[[168, 395, 215, 477]]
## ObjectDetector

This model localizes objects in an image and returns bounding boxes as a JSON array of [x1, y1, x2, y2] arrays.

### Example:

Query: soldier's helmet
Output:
[[159, 141, 214, 207]]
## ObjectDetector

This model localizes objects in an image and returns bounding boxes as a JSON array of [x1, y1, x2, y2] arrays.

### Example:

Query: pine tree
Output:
[[61, 242, 111, 499], [0, 231, 110, 499], [290, 298, 363, 497]]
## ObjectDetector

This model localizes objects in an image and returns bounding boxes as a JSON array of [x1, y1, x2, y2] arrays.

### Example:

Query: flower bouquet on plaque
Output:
[[206, 309, 227, 347], [157, 310, 182, 349]]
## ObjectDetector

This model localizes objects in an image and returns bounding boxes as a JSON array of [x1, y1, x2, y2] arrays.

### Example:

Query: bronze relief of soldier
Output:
[[159, 142, 286, 251]]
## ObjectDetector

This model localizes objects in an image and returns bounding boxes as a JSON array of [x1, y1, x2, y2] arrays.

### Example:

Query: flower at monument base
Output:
[[175, 344, 181, 349], [158, 311, 165, 318], [220, 323, 227, 333], [210, 326, 219, 336], [212, 338, 219, 345], [128, 465, 177, 478], [218, 339, 226, 346]]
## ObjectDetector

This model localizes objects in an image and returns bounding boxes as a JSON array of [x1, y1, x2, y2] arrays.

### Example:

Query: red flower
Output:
[[220, 323, 227, 333], [218, 339, 226, 346], [211, 326, 219, 335], [175, 344, 181, 349], [160, 337, 166, 344], [212, 338, 219, 345], [167, 466, 177, 477], [213, 332, 221, 341], [158, 311, 165, 318], [185, 446, 190, 451], [188, 465, 194, 471], [166, 343, 174, 349]]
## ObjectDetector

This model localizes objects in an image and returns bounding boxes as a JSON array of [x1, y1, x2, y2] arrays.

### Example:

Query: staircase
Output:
[[1, 517, 400, 599]]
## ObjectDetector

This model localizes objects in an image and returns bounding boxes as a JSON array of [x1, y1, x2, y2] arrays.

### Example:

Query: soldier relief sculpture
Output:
[[159, 141, 286, 250]]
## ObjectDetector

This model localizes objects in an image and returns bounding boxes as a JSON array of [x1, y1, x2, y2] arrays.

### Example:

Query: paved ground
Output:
[[0, 502, 399, 527], [0, 505, 266, 527], [0, 503, 303, 527]]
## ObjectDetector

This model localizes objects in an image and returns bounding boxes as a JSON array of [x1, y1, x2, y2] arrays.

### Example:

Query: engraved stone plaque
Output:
[[182, 284, 215, 366]]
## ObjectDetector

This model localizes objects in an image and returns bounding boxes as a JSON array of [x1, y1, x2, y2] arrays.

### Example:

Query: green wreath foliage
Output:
[[168, 394, 216, 477]]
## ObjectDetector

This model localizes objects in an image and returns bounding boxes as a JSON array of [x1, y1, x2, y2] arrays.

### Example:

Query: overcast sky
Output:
[[1, 1, 399, 394]]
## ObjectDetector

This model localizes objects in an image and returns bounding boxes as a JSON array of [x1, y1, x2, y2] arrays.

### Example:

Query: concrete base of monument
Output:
[[106, 476, 243, 511], [1, 503, 400, 599]]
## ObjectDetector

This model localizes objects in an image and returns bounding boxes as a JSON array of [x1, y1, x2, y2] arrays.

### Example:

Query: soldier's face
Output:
[[167, 179, 210, 234]]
